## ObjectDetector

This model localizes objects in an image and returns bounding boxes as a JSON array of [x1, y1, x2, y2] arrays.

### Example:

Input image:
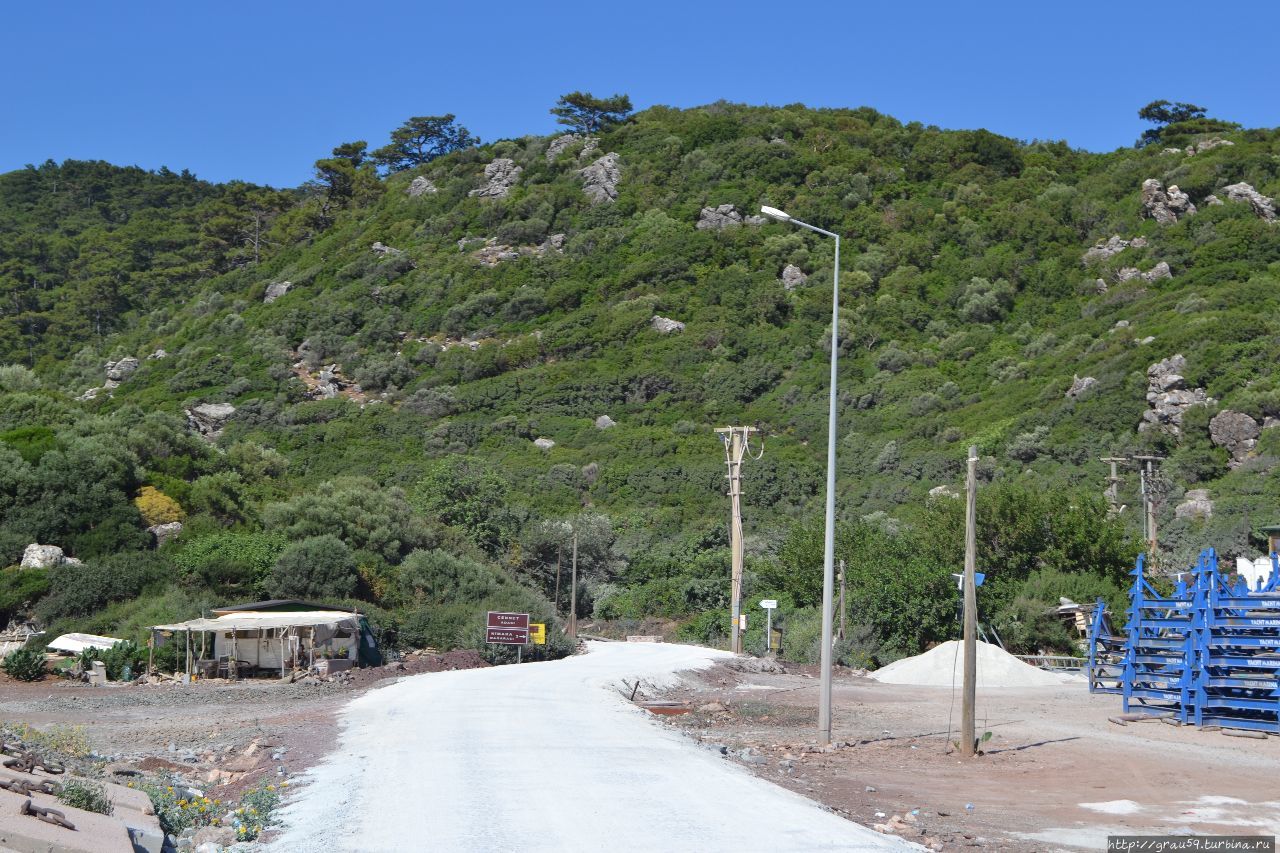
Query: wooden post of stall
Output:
[[147, 631, 155, 677], [961, 446, 979, 758]]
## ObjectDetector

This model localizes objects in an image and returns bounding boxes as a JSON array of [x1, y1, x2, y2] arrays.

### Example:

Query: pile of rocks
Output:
[[469, 158, 522, 199], [696, 204, 766, 230], [1141, 179, 1196, 225], [1139, 355, 1211, 436], [1082, 235, 1148, 264]]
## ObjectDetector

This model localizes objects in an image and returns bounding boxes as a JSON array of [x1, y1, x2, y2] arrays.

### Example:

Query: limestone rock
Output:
[[147, 348, 168, 360], [1141, 179, 1196, 225], [579, 153, 621, 204], [1175, 489, 1214, 520], [578, 137, 599, 159], [407, 176, 437, 197], [781, 264, 807, 290], [105, 357, 139, 382], [186, 403, 237, 437], [1082, 235, 1147, 265], [533, 437, 556, 451], [1140, 354, 1211, 435], [193, 826, 236, 849], [469, 158, 522, 199], [371, 241, 403, 257], [1066, 375, 1098, 399], [1209, 410, 1261, 465], [1187, 138, 1233, 155], [1116, 262, 1171, 284], [263, 281, 292, 304], [1204, 194, 1223, 206], [21, 544, 67, 569], [1220, 182, 1277, 222], [651, 316, 685, 334], [595, 415, 616, 430], [696, 204, 765, 230], [928, 485, 960, 500], [149, 521, 184, 547], [1162, 147, 1184, 155], [545, 133, 581, 162]]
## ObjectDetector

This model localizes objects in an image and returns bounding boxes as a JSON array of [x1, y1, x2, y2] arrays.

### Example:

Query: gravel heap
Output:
[[870, 640, 1068, 687]]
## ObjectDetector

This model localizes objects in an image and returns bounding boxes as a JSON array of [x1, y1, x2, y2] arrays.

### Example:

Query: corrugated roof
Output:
[[151, 611, 360, 632]]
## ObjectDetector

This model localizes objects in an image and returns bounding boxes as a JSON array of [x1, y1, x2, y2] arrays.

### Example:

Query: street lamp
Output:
[[761, 204, 840, 746]]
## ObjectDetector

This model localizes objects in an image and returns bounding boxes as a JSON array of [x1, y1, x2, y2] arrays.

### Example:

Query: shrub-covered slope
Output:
[[2, 102, 1278, 662]]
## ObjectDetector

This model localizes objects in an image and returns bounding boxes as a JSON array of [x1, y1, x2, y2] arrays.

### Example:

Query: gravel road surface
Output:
[[269, 641, 912, 852]]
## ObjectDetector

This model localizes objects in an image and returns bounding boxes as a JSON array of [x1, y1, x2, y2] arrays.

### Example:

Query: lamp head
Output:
[[760, 205, 791, 222]]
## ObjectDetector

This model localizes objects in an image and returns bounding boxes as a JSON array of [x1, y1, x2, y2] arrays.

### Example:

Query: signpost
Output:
[[486, 612, 530, 660], [760, 600, 777, 652], [529, 623, 546, 646]]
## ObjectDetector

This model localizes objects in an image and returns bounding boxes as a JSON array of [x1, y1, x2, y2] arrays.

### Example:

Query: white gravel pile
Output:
[[870, 640, 1068, 687]]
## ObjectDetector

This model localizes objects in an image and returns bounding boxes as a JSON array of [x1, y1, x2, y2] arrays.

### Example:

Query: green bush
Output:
[[3, 648, 46, 681], [58, 780, 113, 816], [266, 535, 357, 600]]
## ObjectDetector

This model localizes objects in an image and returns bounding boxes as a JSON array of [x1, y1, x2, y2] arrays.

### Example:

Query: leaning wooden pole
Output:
[[961, 445, 978, 757]]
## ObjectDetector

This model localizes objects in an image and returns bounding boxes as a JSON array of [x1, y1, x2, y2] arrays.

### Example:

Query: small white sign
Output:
[[759, 599, 778, 609]]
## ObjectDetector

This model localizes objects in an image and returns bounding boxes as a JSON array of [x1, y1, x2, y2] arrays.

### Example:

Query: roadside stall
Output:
[[147, 609, 364, 681]]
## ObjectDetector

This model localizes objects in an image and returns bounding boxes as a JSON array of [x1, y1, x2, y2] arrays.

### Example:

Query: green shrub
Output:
[[266, 535, 357, 599], [3, 648, 46, 681], [58, 780, 113, 816]]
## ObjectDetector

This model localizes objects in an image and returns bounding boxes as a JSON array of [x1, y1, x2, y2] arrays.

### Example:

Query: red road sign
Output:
[[486, 627, 529, 645], [486, 611, 530, 630]]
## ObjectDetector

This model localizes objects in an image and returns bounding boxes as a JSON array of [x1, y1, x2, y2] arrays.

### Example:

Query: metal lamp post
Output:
[[761, 205, 840, 745]]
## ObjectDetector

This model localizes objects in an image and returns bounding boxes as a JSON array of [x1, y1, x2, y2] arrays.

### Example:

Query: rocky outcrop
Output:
[[407, 176, 437, 197], [371, 241, 403, 257], [651, 316, 685, 334], [148, 521, 183, 547], [928, 484, 960, 500], [1220, 182, 1276, 222], [263, 281, 292, 304], [594, 415, 616, 430], [20, 543, 69, 569], [545, 134, 582, 162], [1209, 410, 1261, 466], [185, 403, 237, 437], [1082, 235, 1148, 264], [147, 349, 168, 360], [1187, 138, 1233, 155], [1066, 375, 1098, 399], [1204, 194, 1223, 206], [105, 357, 139, 383], [696, 204, 767, 230], [469, 158, 522, 199], [781, 264, 807, 290], [467, 234, 565, 267], [533, 437, 556, 450], [1140, 354, 1211, 436], [579, 153, 621, 204], [1116, 261, 1172, 284], [1141, 179, 1196, 225], [1175, 489, 1214, 520]]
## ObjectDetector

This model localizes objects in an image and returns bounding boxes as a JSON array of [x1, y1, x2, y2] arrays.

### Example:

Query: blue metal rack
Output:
[[1090, 549, 1280, 733]]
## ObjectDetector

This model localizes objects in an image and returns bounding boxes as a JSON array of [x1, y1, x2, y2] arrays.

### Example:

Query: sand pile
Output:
[[870, 640, 1069, 687]]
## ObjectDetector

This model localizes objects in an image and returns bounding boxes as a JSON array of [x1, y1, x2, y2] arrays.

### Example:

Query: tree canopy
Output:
[[370, 115, 478, 173], [550, 92, 633, 134]]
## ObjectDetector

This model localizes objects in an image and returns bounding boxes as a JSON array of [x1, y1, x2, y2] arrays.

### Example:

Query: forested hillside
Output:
[[2, 99, 1278, 666]]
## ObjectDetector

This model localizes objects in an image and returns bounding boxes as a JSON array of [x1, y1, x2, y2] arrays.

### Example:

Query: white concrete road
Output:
[[269, 641, 915, 852]]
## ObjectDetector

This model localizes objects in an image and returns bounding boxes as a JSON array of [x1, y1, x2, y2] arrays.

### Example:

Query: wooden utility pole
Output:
[[837, 559, 847, 642], [1100, 456, 1127, 513], [716, 426, 758, 655], [553, 543, 563, 615], [568, 530, 578, 639], [1134, 455, 1163, 555], [961, 446, 978, 758]]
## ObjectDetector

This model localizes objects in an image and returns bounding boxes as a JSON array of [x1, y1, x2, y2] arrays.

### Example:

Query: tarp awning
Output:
[[46, 633, 123, 654], [151, 611, 360, 633]]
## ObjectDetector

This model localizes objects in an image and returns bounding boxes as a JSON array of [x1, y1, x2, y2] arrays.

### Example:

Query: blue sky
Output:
[[4, 1, 1276, 188]]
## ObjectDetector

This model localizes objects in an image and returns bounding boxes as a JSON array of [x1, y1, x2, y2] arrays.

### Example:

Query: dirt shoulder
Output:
[[647, 658, 1280, 852], [0, 650, 487, 802]]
